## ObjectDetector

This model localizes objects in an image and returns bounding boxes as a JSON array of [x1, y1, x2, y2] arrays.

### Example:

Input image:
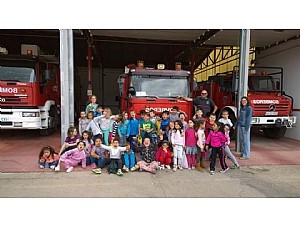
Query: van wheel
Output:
[[263, 127, 286, 139], [39, 106, 58, 136]]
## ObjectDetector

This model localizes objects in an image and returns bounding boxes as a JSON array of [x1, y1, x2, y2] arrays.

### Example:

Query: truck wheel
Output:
[[263, 127, 287, 139], [39, 106, 58, 136]]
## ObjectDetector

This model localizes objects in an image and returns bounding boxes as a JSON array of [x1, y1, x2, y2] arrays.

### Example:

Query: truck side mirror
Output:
[[128, 86, 136, 96]]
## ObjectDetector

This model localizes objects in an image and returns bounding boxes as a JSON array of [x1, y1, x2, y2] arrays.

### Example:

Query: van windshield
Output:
[[0, 66, 36, 82], [130, 74, 189, 97], [248, 76, 279, 91]]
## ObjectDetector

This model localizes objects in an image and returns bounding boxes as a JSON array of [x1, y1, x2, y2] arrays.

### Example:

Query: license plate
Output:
[[1, 117, 9, 122], [265, 111, 278, 116]]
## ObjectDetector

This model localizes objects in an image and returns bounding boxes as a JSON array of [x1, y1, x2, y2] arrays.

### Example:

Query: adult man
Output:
[[177, 90, 218, 117]]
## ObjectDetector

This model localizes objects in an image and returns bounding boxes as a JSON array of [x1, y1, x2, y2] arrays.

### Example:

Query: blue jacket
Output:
[[237, 106, 253, 131], [127, 118, 139, 136]]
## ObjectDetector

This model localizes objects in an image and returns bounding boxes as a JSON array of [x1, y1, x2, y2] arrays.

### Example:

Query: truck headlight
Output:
[[22, 112, 40, 117], [251, 117, 259, 124]]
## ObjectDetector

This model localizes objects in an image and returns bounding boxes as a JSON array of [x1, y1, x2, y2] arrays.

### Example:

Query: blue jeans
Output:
[[90, 156, 103, 167], [239, 126, 251, 158], [119, 134, 127, 146], [123, 153, 136, 169], [102, 129, 110, 145], [38, 160, 58, 168]]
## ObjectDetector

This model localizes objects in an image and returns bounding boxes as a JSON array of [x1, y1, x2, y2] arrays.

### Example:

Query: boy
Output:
[[139, 112, 155, 143], [90, 137, 106, 170], [122, 141, 137, 172], [159, 110, 170, 141]]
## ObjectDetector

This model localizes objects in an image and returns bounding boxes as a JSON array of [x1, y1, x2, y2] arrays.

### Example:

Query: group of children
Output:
[[38, 95, 240, 176]]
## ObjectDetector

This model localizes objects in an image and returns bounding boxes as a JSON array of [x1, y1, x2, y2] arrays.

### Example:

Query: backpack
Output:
[[106, 160, 118, 174]]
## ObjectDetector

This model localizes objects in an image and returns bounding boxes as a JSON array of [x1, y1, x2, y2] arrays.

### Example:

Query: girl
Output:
[[90, 137, 106, 171], [205, 122, 228, 175], [55, 141, 86, 173], [78, 111, 90, 136], [110, 114, 121, 143], [166, 121, 175, 145], [97, 108, 115, 145], [80, 130, 93, 166], [171, 120, 185, 172], [85, 95, 98, 116], [155, 140, 171, 170], [38, 145, 59, 169], [59, 126, 80, 155], [223, 124, 240, 169], [185, 119, 197, 170], [118, 112, 128, 146], [86, 111, 103, 143], [122, 141, 137, 172], [196, 119, 206, 171]]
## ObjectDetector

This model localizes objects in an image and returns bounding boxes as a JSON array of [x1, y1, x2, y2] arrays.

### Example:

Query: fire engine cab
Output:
[[196, 66, 296, 139], [0, 45, 60, 135], [117, 61, 193, 118]]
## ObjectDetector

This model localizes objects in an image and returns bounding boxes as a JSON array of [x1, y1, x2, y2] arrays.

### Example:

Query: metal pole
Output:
[[87, 45, 92, 100], [236, 29, 251, 152], [60, 29, 70, 146], [190, 48, 195, 97], [68, 29, 74, 126]]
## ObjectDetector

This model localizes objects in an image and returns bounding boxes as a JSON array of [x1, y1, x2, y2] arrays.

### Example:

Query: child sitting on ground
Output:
[[55, 141, 86, 173], [122, 141, 138, 172], [155, 140, 171, 170], [38, 145, 59, 169], [90, 137, 106, 170]]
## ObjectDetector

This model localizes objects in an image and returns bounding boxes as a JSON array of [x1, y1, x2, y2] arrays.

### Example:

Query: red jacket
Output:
[[155, 147, 171, 161]]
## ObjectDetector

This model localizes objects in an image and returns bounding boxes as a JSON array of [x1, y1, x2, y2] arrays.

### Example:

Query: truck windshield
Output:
[[130, 75, 189, 97], [248, 76, 279, 91], [0, 67, 36, 82]]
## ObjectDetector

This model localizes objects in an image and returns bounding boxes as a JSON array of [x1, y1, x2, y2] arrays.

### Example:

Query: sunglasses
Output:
[[201, 93, 207, 95]]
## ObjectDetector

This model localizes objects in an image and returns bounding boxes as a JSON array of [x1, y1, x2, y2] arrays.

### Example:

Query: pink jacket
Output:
[[60, 148, 86, 168], [205, 130, 227, 148]]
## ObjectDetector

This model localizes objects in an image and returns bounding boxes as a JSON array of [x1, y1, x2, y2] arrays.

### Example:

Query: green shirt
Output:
[[139, 120, 154, 138]]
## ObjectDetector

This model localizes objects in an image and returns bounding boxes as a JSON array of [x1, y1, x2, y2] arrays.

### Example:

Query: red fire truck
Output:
[[117, 61, 193, 118], [0, 45, 60, 135], [196, 66, 296, 139]]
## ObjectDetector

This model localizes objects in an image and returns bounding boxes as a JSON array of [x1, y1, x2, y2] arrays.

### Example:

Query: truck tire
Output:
[[39, 106, 58, 136], [263, 127, 287, 139]]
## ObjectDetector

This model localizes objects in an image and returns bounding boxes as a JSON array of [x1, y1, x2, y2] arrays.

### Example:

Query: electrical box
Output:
[[21, 44, 40, 56]]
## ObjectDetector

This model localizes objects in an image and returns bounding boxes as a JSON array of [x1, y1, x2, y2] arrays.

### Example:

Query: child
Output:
[[127, 110, 140, 152], [179, 112, 188, 131], [98, 139, 126, 176], [38, 145, 59, 169], [97, 108, 115, 145], [122, 142, 137, 172], [169, 106, 180, 122], [78, 111, 90, 136], [159, 111, 170, 141], [155, 140, 171, 170], [95, 105, 104, 117], [139, 112, 155, 143], [90, 137, 106, 171], [135, 138, 159, 174], [223, 124, 240, 169], [205, 122, 228, 175], [55, 141, 86, 173], [80, 130, 93, 166], [166, 121, 175, 145], [85, 111, 103, 143], [171, 120, 185, 171], [204, 113, 217, 160], [193, 108, 206, 123], [59, 126, 80, 155], [149, 109, 158, 145], [185, 119, 197, 170], [110, 114, 121, 142], [85, 95, 98, 116], [196, 119, 206, 171], [218, 110, 233, 128], [118, 113, 128, 146]]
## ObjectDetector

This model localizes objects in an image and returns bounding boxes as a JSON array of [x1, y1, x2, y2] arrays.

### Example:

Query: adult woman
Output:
[[237, 96, 253, 159]]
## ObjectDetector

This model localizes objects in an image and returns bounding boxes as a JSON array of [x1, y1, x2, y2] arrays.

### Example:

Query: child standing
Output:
[[127, 110, 140, 152], [78, 111, 90, 136], [95, 105, 104, 117], [90, 137, 106, 170], [205, 122, 228, 175], [85, 111, 103, 143], [196, 120, 206, 171], [111, 114, 121, 142], [98, 108, 115, 145], [85, 95, 98, 116], [55, 141, 86, 173], [59, 126, 80, 155], [122, 142, 137, 172], [171, 120, 185, 171], [38, 145, 59, 169], [118, 113, 128, 146], [159, 111, 170, 141], [223, 124, 240, 169], [179, 112, 188, 131], [155, 140, 172, 170], [185, 119, 198, 170], [139, 112, 155, 143]]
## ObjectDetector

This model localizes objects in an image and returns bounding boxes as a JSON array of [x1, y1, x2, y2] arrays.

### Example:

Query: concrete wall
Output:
[[255, 38, 300, 140], [77, 67, 123, 114]]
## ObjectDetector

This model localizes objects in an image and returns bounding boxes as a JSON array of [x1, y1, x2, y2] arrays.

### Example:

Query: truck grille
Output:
[[0, 122, 13, 126]]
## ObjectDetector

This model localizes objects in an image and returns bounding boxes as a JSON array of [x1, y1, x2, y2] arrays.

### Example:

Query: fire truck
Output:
[[196, 66, 296, 139], [117, 61, 193, 118], [0, 45, 60, 135]]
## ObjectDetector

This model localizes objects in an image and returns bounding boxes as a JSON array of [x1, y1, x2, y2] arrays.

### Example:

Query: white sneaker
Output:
[[178, 166, 183, 170], [165, 165, 171, 170], [159, 165, 165, 170], [191, 166, 195, 170], [50, 165, 55, 169], [39, 165, 44, 169], [54, 165, 60, 172], [66, 167, 73, 173], [173, 167, 177, 172], [220, 167, 229, 173], [210, 171, 215, 175]]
